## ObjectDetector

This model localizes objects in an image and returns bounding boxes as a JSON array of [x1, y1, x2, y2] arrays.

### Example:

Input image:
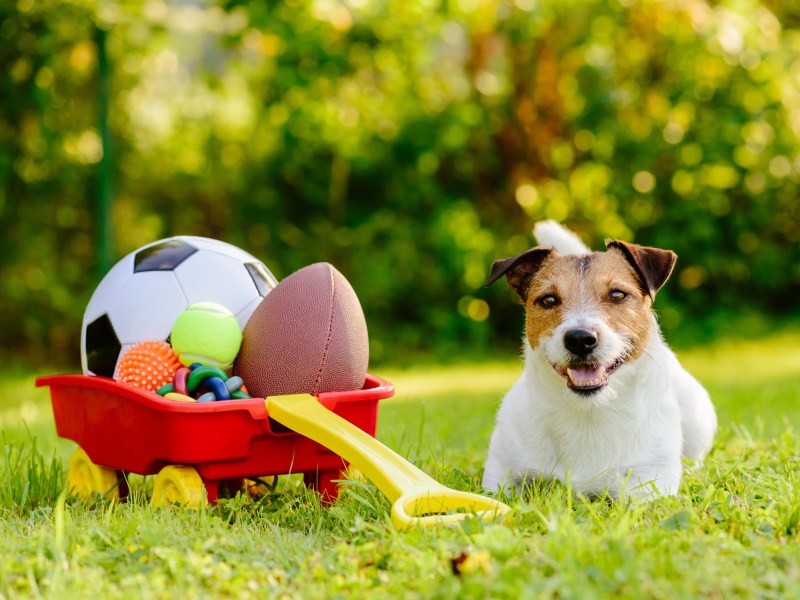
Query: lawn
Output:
[[1, 330, 800, 598]]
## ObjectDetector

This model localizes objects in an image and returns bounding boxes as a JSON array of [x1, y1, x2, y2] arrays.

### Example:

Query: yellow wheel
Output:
[[66, 447, 120, 500], [152, 465, 206, 508]]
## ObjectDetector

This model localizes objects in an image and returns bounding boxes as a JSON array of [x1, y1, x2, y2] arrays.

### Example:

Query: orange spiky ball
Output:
[[116, 341, 182, 393]]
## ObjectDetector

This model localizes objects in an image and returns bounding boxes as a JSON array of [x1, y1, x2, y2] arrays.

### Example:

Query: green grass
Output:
[[2, 331, 800, 598]]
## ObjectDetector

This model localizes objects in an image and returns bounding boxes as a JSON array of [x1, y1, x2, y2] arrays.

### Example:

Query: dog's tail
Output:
[[533, 220, 591, 255]]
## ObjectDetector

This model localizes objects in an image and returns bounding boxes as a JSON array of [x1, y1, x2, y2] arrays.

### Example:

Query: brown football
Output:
[[234, 262, 369, 398]]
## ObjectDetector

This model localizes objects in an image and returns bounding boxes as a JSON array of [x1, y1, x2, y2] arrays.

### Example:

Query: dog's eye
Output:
[[609, 290, 628, 303], [537, 294, 560, 309]]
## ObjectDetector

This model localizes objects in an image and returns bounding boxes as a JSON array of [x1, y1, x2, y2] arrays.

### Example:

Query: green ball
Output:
[[170, 302, 243, 370]]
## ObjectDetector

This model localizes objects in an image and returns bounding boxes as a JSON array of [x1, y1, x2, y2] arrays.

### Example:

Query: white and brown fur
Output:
[[482, 221, 716, 500]]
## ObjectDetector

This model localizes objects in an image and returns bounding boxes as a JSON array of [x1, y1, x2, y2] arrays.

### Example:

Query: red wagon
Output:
[[36, 374, 394, 506]]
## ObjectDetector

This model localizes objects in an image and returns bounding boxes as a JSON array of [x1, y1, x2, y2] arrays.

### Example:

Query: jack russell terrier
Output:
[[482, 221, 716, 499]]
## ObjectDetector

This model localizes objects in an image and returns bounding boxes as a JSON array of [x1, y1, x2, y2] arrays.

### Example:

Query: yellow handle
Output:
[[266, 393, 510, 529]]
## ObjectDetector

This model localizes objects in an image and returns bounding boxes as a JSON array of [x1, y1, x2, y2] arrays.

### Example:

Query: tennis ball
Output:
[[170, 302, 243, 370]]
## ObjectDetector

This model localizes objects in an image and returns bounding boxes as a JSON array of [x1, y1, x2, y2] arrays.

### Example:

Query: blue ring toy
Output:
[[207, 376, 230, 400]]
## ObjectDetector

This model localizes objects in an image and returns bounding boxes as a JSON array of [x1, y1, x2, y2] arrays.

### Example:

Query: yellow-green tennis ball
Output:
[[170, 302, 242, 369]]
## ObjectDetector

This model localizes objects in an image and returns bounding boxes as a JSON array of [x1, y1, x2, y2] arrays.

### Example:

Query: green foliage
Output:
[[2, 0, 799, 365]]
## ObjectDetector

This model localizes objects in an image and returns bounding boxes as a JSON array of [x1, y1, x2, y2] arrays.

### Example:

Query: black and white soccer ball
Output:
[[81, 236, 278, 377]]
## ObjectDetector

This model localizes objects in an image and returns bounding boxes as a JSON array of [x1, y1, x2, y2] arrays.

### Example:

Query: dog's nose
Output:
[[564, 329, 598, 356]]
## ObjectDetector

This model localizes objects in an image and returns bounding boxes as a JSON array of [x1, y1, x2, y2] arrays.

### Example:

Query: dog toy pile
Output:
[[84, 237, 370, 401]]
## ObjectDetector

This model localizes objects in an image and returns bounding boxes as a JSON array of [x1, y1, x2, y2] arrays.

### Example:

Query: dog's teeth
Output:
[[566, 368, 605, 387], [568, 370, 591, 386]]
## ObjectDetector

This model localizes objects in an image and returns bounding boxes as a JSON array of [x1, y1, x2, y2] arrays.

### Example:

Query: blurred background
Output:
[[2, 0, 799, 368]]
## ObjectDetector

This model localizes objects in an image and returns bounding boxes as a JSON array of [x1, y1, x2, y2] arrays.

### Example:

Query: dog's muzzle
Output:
[[553, 329, 624, 395]]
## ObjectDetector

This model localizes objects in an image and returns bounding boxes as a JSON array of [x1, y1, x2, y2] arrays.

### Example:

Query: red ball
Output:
[[234, 263, 368, 397]]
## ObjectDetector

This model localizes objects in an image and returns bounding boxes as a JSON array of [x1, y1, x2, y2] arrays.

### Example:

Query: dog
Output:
[[481, 221, 716, 500]]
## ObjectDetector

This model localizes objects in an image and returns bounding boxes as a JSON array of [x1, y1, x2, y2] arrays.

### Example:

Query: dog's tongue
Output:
[[567, 364, 603, 385]]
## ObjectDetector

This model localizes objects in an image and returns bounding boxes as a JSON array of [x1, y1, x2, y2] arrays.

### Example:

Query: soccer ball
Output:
[[81, 236, 278, 377]]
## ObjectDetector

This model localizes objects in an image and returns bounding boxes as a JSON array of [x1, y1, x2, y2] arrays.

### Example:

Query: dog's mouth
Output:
[[552, 357, 625, 395]]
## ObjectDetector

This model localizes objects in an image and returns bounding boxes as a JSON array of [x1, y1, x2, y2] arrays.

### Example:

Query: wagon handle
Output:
[[265, 393, 511, 530]]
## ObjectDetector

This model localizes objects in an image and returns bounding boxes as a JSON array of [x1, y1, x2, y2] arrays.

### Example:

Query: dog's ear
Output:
[[485, 247, 553, 301], [606, 240, 677, 300]]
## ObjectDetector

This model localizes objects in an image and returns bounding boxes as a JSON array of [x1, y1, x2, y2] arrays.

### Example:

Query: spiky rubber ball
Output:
[[116, 341, 182, 393]]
